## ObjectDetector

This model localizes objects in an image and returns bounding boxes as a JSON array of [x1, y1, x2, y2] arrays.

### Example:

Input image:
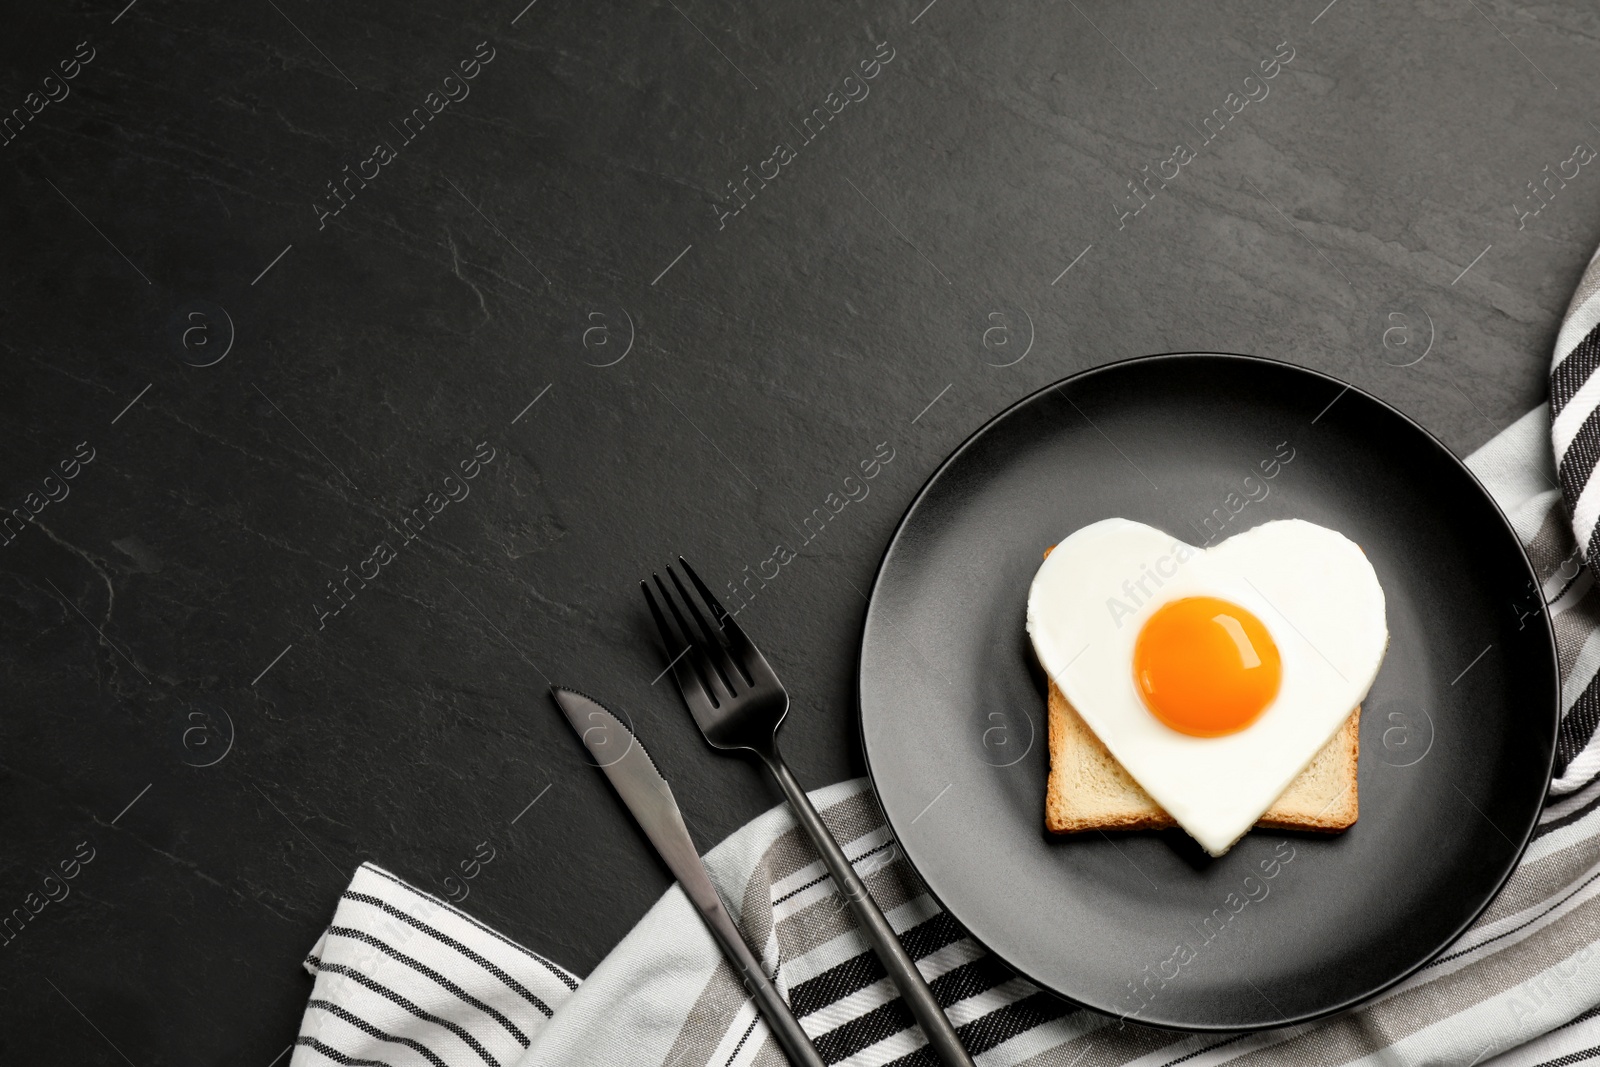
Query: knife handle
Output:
[[693, 885, 825, 1067], [761, 752, 975, 1067]]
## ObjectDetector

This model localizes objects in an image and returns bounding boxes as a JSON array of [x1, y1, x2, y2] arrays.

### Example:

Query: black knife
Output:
[[550, 686, 824, 1067]]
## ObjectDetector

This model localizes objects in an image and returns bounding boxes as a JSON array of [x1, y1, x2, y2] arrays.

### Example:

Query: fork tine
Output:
[[643, 580, 722, 718], [641, 579, 681, 653], [679, 556, 775, 688], [652, 571, 695, 649], [643, 578, 720, 708], [667, 565, 749, 689], [667, 563, 719, 646], [654, 572, 735, 704], [677, 556, 732, 628]]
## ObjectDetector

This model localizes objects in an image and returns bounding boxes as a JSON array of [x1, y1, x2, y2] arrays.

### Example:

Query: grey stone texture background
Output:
[[0, 0, 1595, 1061]]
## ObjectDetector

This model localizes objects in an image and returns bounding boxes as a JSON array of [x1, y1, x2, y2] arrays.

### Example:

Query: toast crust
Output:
[[1044, 680, 1359, 836]]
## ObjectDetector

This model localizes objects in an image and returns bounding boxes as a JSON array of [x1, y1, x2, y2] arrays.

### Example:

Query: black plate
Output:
[[858, 354, 1558, 1031]]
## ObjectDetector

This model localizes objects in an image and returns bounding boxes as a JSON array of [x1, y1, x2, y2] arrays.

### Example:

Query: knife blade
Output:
[[550, 686, 823, 1067]]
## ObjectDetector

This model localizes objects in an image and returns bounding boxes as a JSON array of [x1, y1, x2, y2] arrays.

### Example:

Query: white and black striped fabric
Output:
[[292, 863, 580, 1066], [1550, 244, 1600, 794], [1481, 406, 1600, 798], [1551, 244, 1600, 564]]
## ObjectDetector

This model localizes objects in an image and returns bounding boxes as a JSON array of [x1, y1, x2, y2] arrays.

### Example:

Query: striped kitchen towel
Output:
[[292, 688, 1600, 1067], [293, 863, 580, 1065], [1549, 242, 1600, 798], [1551, 243, 1600, 566]]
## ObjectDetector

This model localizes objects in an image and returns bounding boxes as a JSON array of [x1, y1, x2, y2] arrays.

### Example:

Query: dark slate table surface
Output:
[[2, 0, 1595, 1061]]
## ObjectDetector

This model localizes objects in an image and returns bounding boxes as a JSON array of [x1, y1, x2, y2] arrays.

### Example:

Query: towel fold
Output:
[[294, 863, 579, 1065]]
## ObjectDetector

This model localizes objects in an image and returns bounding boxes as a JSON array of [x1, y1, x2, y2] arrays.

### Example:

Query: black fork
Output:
[[644, 558, 975, 1067]]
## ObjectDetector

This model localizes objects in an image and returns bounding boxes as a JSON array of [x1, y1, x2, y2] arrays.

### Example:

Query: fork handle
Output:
[[761, 751, 975, 1067]]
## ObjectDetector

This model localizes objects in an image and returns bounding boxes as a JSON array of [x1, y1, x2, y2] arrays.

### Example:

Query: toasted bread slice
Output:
[[1043, 680, 1359, 835]]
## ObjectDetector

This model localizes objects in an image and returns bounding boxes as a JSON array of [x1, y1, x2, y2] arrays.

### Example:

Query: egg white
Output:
[[1027, 518, 1387, 856]]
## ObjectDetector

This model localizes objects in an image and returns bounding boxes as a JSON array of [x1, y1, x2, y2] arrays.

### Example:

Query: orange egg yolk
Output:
[[1133, 597, 1282, 737]]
